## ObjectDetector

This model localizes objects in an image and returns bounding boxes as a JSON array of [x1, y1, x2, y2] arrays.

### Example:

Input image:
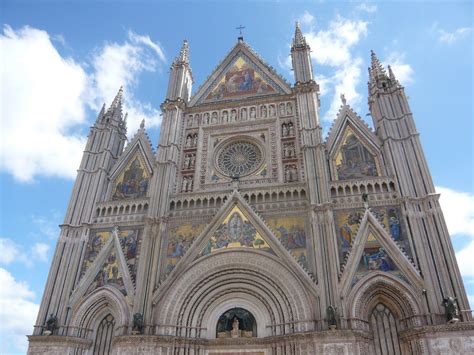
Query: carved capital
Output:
[[160, 98, 186, 111], [293, 80, 319, 94]]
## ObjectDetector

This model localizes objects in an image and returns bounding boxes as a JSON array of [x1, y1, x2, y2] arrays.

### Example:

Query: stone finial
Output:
[[293, 21, 307, 47], [140, 119, 145, 129], [340, 93, 347, 106], [175, 40, 189, 64]]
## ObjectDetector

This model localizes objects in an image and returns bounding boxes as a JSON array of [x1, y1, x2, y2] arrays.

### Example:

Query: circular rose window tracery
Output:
[[216, 141, 263, 177]]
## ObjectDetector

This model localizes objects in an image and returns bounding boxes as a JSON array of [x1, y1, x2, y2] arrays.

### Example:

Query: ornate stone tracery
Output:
[[216, 141, 263, 177]]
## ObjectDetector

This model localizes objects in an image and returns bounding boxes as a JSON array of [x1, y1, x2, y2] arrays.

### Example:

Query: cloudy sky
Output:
[[1, 1, 472, 353]]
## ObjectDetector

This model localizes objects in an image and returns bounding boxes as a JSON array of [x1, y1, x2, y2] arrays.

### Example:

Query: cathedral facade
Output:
[[28, 24, 474, 354]]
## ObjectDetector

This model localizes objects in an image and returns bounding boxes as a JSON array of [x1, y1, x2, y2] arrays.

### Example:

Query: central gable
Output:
[[190, 41, 291, 106]]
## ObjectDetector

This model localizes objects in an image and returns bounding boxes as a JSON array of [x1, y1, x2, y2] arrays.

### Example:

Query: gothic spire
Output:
[[110, 86, 124, 110], [369, 50, 387, 80], [104, 86, 125, 125], [175, 40, 189, 65], [293, 21, 308, 48]]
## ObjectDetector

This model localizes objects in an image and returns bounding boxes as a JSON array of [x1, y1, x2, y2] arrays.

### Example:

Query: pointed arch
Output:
[[70, 286, 130, 338]]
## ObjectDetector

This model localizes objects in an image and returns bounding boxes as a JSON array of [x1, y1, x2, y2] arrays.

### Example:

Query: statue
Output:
[[132, 312, 145, 334], [45, 314, 58, 335], [362, 193, 369, 209], [442, 297, 460, 323], [231, 317, 240, 337], [326, 305, 337, 330]]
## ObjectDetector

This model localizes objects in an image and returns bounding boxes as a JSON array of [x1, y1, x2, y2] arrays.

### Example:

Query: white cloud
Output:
[[0, 268, 39, 353], [437, 186, 474, 290], [32, 243, 50, 262], [301, 14, 368, 121], [1, 25, 165, 182], [437, 186, 474, 238], [1, 25, 88, 182], [356, 3, 377, 13], [437, 27, 471, 44], [456, 241, 474, 278], [88, 30, 164, 134], [299, 11, 314, 26], [0, 238, 51, 266], [383, 52, 414, 85]]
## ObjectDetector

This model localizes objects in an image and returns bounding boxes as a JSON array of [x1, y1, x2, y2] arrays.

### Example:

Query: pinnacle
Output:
[[369, 50, 387, 78], [111, 86, 124, 109], [175, 40, 189, 64], [140, 119, 145, 129], [293, 21, 307, 47]]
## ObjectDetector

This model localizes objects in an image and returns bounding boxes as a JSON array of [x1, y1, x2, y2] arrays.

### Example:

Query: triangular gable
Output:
[[199, 205, 274, 257], [109, 129, 154, 200], [155, 190, 317, 302], [339, 209, 422, 296], [71, 228, 135, 303], [326, 106, 383, 181], [190, 41, 291, 106]]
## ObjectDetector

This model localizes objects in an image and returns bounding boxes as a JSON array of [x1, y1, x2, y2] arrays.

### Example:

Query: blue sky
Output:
[[0, 1, 472, 353]]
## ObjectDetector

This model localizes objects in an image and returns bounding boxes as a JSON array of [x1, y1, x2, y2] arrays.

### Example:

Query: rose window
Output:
[[216, 141, 263, 177]]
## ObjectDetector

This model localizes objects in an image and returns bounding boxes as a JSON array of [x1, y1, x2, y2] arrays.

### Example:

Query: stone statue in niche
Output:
[[261, 105, 267, 118], [279, 102, 286, 116], [282, 123, 288, 137], [286, 102, 293, 115], [204, 112, 210, 124], [132, 313, 144, 335], [223, 111, 228, 122], [211, 111, 218, 123], [190, 154, 195, 168], [184, 155, 190, 169], [288, 122, 295, 136], [231, 109, 237, 121], [442, 297, 460, 323], [285, 165, 298, 182], [250, 107, 256, 119], [326, 306, 337, 330], [193, 134, 198, 147], [231, 317, 240, 338], [186, 135, 192, 147], [269, 104, 276, 117], [241, 108, 247, 120]]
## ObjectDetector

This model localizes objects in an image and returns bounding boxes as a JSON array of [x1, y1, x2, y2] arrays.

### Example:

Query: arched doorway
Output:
[[370, 303, 402, 355], [216, 308, 257, 338], [92, 313, 115, 355]]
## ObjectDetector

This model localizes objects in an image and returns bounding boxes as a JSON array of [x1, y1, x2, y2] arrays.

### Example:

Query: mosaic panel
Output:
[[112, 153, 150, 200], [81, 228, 142, 283], [266, 216, 308, 268], [200, 206, 273, 257], [86, 250, 127, 296], [205, 56, 276, 102], [334, 127, 379, 180], [165, 223, 206, 275], [334, 207, 411, 267]]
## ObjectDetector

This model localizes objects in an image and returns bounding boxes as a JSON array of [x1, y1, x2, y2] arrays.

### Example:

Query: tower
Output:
[[368, 51, 471, 320], [29, 25, 473, 355]]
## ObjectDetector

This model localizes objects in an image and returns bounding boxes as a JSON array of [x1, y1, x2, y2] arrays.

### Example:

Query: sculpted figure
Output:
[[132, 313, 145, 334], [442, 297, 460, 323], [45, 314, 58, 334]]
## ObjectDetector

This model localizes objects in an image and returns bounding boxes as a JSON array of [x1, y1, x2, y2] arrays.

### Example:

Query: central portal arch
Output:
[[154, 249, 315, 339]]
